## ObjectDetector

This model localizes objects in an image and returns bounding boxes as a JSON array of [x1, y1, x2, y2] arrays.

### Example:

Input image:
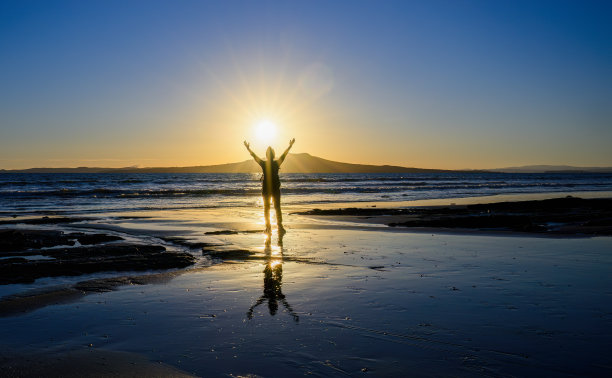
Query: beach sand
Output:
[[1, 194, 611, 376]]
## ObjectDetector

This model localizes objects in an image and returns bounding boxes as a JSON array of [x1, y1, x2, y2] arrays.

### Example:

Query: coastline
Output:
[[291, 190, 612, 211], [294, 196, 612, 236], [1, 190, 611, 376], [2, 191, 611, 311]]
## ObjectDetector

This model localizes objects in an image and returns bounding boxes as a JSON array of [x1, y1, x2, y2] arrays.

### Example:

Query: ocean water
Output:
[[1, 172, 611, 215]]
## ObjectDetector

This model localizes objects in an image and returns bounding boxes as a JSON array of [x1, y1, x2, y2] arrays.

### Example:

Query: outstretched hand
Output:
[[243, 141, 250, 149], [289, 138, 295, 146]]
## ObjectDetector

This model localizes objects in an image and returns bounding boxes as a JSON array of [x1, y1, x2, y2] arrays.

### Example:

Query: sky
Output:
[[1, 0, 611, 169]]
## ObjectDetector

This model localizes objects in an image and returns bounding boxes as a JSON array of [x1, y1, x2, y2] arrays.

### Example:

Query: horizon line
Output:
[[1, 153, 611, 172]]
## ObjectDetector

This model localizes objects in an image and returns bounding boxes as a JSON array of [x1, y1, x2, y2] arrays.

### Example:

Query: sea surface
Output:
[[1, 172, 612, 215]]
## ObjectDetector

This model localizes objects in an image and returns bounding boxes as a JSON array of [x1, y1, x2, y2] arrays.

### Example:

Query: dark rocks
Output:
[[0, 229, 123, 254], [295, 208, 411, 216], [205, 230, 239, 235], [466, 197, 612, 212], [0, 229, 195, 284], [388, 214, 547, 233], [161, 237, 224, 249], [300, 197, 612, 235], [0, 244, 195, 284], [204, 229, 263, 235], [66, 232, 123, 245], [0, 229, 74, 253]]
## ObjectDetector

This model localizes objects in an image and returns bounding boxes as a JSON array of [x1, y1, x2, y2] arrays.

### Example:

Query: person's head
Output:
[[266, 146, 275, 160]]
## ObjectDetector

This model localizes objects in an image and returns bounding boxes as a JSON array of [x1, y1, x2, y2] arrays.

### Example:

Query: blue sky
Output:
[[1, 0, 611, 169]]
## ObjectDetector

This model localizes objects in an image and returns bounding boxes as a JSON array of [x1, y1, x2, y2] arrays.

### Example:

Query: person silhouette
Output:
[[244, 138, 295, 234]]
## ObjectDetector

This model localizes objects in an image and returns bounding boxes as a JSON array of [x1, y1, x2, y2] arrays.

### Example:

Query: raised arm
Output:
[[244, 141, 263, 165], [277, 138, 295, 165]]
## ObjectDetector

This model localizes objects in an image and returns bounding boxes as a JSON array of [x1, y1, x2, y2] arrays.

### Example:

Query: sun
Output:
[[254, 120, 278, 144]]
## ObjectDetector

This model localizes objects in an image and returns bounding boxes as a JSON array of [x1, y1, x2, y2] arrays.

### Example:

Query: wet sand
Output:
[[1, 193, 611, 376], [0, 348, 195, 377]]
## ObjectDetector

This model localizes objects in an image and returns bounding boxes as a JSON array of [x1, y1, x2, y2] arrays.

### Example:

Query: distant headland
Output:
[[1, 153, 611, 174]]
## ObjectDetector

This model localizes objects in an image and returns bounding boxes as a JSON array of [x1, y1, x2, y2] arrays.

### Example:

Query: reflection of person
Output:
[[244, 138, 295, 234], [247, 236, 299, 322]]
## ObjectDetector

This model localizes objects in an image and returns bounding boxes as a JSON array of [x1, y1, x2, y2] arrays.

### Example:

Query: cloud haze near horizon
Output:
[[0, 0, 611, 169]]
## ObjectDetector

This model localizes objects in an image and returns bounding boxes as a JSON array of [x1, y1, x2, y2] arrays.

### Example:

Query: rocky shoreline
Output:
[[0, 228, 196, 284], [297, 197, 612, 235]]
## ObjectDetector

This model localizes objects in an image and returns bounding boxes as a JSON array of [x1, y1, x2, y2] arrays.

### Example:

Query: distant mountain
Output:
[[491, 165, 612, 173], [0, 153, 455, 174], [3, 155, 610, 174]]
